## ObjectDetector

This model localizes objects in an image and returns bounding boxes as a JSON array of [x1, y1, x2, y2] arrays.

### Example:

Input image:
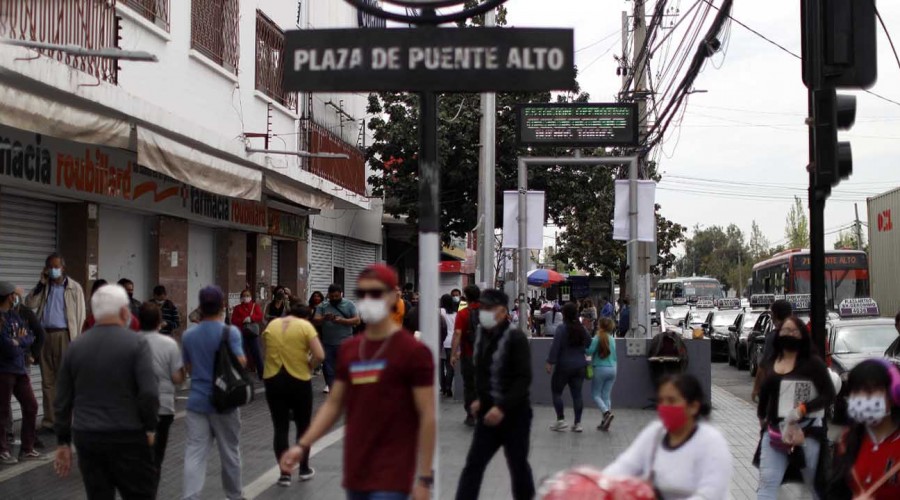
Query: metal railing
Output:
[[1, 0, 120, 84], [255, 10, 296, 111], [120, 0, 169, 31], [307, 121, 366, 196], [190, 0, 239, 74]]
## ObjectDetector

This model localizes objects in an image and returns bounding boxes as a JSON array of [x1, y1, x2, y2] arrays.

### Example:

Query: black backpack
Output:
[[212, 326, 254, 412]]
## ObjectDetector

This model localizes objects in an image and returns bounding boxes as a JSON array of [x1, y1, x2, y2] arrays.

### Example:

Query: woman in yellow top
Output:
[[262, 303, 325, 487]]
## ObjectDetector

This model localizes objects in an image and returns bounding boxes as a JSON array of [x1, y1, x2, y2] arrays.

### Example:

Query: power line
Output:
[[875, 3, 900, 74], [575, 29, 621, 53]]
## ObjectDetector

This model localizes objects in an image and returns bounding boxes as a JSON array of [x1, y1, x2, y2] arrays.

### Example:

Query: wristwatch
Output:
[[417, 474, 434, 488]]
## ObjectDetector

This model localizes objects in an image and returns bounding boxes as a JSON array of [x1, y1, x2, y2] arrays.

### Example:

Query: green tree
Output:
[[677, 224, 749, 293], [748, 220, 770, 261], [785, 196, 810, 249], [834, 229, 864, 250]]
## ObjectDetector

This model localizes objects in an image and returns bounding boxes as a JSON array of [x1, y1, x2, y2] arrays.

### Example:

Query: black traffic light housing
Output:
[[802, 0, 878, 89], [813, 90, 856, 190]]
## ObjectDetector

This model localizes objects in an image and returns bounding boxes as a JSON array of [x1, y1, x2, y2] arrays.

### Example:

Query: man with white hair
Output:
[[52, 284, 159, 498]]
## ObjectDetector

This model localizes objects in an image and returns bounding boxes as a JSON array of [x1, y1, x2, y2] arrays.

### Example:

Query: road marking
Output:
[[244, 426, 345, 499]]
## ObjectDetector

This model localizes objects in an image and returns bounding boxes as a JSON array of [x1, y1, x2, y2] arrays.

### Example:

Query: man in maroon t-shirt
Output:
[[280, 264, 435, 500], [450, 285, 481, 427]]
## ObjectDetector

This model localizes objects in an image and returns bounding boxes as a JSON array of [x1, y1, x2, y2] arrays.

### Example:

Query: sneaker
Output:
[[277, 474, 291, 487], [323, 385, 330, 394], [18, 450, 43, 461], [602, 413, 615, 431], [0, 451, 17, 465], [550, 420, 569, 432], [6, 433, 20, 446], [298, 467, 316, 482], [572, 423, 584, 433], [464, 415, 476, 427]]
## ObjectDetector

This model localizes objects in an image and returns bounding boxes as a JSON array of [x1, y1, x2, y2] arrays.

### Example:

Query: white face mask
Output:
[[847, 392, 889, 426], [479, 310, 499, 330], [241, 296, 251, 304], [358, 298, 389, 324]]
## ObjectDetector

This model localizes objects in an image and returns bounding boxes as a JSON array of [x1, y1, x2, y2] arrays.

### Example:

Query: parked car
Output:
[[701, 308, 742, 361], [747, 311, 774, 377], [727, 309, 762, 370]]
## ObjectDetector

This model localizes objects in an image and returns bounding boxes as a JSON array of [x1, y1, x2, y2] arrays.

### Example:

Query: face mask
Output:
[[453, 296, 460, 303], [12, 295, 20, 308], [241, 297, 251, 304], [49, 268, 62, 280], [775, 336, 802, 352], [358, 298, 389, 324], [479, 310, 499, 330], [847, 393, 889, 426], [330, 298, 342, 306], [658, 404, 689, 432]]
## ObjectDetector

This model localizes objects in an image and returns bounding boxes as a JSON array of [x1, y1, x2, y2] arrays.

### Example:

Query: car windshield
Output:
[[834, 325, 898, 354], [713, 311, 740, 326], [665, 306, 689, 319], [743, 312, 762, 328]]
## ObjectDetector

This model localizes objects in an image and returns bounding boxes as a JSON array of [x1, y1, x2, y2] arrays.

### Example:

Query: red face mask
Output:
[[657, 404, 688, 432]]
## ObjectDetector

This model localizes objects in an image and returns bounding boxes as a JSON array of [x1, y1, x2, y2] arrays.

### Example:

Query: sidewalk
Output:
[[0, 380, 811, 499]]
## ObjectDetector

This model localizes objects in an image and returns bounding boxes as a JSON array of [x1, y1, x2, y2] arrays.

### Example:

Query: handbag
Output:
[[242, 304, 260, 337], [212, 325, 255, 412]]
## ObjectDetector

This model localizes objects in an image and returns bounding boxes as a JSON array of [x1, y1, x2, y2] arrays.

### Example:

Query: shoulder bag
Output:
[[212, 325, 255, 412]]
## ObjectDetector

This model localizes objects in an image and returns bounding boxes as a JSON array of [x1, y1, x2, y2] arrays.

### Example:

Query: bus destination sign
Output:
[[792, 253, 867, 270], [516, 103, 639, 147]]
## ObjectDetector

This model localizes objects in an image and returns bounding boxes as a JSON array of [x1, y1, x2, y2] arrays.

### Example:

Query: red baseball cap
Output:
[[358, 263, 399, 289]]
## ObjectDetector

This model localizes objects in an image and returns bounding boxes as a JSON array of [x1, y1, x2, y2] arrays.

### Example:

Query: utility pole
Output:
[[854, 203, 863, 250], [476, 7, 497, 287]]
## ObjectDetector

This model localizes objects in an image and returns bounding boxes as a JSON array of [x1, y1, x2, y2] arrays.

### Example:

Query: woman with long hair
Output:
[[756, 315, 835, 500], [546, 302, 592, 432], [587, 317, 618, 431], [231, 288, 264, 378], [828, 359, 900, 499], [439, 294, 458, 398], [605, 374, 732, 499]]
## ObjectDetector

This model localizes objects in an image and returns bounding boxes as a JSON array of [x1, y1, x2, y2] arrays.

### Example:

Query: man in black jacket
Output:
[[455, 289, 535, 500], [53, 283, 159, 498]]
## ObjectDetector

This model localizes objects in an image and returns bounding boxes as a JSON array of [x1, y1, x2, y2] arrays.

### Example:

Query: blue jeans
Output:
[[757, 431, 821, 500], [591, 365, 616, 414], [323, 344, 340, 388], [346, 491, 408, 500]]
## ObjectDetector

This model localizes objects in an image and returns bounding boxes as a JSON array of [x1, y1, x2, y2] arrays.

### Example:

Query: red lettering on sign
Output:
[[878, 209, 893, 232]]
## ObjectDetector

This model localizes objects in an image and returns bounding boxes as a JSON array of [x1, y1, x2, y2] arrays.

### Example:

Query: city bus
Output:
[[655, 277, 726, 317], [750, 249, 869, 310]]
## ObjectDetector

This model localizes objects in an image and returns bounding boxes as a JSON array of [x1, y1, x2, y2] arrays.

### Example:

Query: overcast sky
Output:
[[505, 0, 900, 251]]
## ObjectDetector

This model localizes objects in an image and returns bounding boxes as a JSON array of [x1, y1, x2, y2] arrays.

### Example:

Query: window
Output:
[[121, 0, 170, 31], [255, 10, 297, 110], [333, 267, 345, 291], [191, 0, 239, 74]]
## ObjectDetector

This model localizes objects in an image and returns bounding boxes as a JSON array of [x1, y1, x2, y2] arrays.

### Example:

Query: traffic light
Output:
[[802, 0, 878, 89], [814, 89, 856, 190]]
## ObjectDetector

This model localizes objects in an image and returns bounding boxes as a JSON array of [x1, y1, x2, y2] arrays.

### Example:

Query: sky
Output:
[[504, 0, 900, 252]]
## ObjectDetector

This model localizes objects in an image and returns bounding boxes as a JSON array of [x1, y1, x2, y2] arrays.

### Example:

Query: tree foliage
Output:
[[834, 229, 865, 251], [748, 220, 770, 261], [785, 196, 810, 249], [676, 224, 751, 294]]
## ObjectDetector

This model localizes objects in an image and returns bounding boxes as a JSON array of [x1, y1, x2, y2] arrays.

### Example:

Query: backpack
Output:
[[467, 307, 480, 344], [212, 325, 254, 412]]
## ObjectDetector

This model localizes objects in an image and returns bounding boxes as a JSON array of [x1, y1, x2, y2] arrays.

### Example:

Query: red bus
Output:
[[750, 249, 869, 310]]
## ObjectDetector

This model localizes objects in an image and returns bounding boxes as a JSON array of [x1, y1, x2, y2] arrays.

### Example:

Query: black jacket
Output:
[[473, 320, 531, 415]]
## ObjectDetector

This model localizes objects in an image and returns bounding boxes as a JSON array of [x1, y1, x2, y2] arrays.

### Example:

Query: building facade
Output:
[[0, 0, 381, 420]]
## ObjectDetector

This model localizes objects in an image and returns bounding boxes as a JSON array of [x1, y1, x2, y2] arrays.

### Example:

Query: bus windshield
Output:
[[675, 281, 724, 300]]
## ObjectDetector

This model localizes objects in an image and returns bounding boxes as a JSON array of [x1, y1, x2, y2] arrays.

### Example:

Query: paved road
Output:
[[712, 357, 756, 405]]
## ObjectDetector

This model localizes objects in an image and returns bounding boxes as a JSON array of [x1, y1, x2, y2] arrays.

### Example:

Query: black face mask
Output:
[[775, 336, 802, 352], [330, 298, 342, 306]]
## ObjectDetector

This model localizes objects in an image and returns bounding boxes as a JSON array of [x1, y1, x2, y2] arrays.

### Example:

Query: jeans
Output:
[[460, 356, 476, 415], [346, 491, 409, 500], [456, 407, 535, 500], [183, 410, 243, 500], [242, 333, 264, 378], [323, 344, 340, 389], [0, 372, 37, 454], [441, 348, 455, 395], [264, 369, 312, 468], [154, 414, 175, 471], [551, 367, 585, 424], [74, 435, 158, 500], [757, 432, 821, 500], [591, 366, 617, 414]]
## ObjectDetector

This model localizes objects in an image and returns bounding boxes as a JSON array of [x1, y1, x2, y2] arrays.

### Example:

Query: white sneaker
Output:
[[549, 420, 569, 432], [323, 386, 330, 394]]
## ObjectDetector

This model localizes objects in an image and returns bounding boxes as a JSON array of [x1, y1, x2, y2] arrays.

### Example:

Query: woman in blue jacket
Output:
[[586, 317, 618, 431], [546, 302, 591, 433]]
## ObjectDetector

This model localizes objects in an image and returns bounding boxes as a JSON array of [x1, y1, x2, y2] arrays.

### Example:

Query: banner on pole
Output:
[[613, 180, 656, 242], [502, 191, 545, 249]]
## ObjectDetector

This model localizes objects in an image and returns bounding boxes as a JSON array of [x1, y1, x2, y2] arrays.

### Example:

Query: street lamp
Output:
[[0, 39, 158, 61]]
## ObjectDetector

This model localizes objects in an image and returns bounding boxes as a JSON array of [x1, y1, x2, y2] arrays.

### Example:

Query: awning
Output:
[[0, 82, 131, 148], [264, 173, 335, 211], [137, 127, 262, 200]]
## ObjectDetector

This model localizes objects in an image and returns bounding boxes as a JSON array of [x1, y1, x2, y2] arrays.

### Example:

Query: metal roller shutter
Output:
[[272, 240, 280, 288], [345, 238, 377, 286], [309, 232, 334, 295], [0, 194, 57, 423]]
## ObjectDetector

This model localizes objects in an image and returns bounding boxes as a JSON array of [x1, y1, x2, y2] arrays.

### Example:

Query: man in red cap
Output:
[[280, 264, 436, 500]]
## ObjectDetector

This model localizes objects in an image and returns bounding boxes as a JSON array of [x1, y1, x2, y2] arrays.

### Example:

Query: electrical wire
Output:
[[874, 3, 900, 74], [575, 29, 622, 53]]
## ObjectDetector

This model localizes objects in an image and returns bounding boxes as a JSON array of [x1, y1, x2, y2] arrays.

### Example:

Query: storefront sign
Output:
[[268, 209, 307, 240], [517, 103, 639, 146], [283, 28, 575, 92], [0, 124, 268, 232]]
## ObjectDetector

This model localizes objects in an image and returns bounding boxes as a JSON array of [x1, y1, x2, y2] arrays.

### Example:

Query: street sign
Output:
[[516, 103, 639, 147], [786, 293, 812, 312], [282, 28, 575, 92], [838, 298, 880, 318]]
